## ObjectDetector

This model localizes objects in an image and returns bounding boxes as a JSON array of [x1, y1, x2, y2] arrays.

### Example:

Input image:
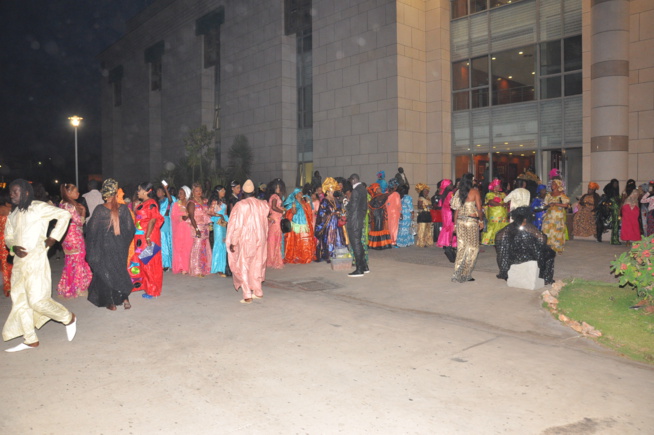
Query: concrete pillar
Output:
[[590, 0, 629, 188]]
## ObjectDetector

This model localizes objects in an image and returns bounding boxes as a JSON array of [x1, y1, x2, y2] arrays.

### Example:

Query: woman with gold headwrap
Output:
[[572, 182, 600, 238], [541, 179, 570, 253], [86, 179, 136, 310], [415, 183, 432, 247], [314, 177, 347, 262]]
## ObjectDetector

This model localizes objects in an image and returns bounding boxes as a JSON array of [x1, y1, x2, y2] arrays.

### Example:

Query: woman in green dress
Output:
[[481, 178, 508, 245]]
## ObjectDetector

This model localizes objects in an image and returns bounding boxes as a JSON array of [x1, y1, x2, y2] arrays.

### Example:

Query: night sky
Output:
[[0, 0, 152, 192]]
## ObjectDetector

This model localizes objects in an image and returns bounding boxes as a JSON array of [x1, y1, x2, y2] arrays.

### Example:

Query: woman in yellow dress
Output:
[[481, 178, 508, 245], [541, 179, 570, 253]]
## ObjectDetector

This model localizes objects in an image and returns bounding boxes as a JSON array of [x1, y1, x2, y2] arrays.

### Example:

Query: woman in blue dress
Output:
[[156, 183, 176, 271], [396, 184, 415, 247], [209, 185, 229, 277], [530, 184, 548, 230]]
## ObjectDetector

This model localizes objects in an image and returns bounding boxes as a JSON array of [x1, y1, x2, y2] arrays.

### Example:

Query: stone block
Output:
[[507, 261, 545, 291]]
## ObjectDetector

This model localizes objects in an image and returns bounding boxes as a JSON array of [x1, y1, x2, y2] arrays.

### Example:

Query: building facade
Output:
[[99, 0, 653, 194]]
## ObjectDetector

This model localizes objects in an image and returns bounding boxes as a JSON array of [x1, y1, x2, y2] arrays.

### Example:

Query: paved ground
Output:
[[0, 238, 651, 434]]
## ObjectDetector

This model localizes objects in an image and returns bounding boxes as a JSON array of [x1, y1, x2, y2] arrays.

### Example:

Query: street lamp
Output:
[[68, 116, 82, 187]]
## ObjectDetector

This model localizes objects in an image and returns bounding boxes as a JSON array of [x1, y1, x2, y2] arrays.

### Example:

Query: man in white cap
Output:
[[225, 179, 270, 303]]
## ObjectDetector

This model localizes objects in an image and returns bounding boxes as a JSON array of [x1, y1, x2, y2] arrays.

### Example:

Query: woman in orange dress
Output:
[[283, 188, 316, 263]]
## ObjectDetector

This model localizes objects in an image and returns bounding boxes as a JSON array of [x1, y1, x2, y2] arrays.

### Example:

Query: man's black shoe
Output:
[[348, 270, 364, 278]]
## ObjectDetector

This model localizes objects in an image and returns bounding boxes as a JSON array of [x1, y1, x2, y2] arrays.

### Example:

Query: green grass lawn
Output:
[[556, 279, 654, 364]]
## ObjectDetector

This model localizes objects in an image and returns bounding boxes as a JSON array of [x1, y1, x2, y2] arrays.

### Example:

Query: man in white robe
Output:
[[3, 179, 77, 352]]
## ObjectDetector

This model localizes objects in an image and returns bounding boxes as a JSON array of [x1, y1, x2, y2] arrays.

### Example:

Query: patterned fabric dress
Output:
[[210, 203, 229, 274], [266, 193, 284, 269], [159, 196, 176, 269], [315, 197, 348, 262], [57, 202, 92, 298], [130, 198, 164, 296], [481, 192, 508, 245], [641, 193, 654, 236], [415, 196, 433, 247], [572, 194, 597, 237], [530, 197, 547, 230], [541, 194, 570, 253], [283, 191, 316, 264], [0, 215, 13, 294], [450, 195, 480, 283], [189, 199, 212, 276], [437, 191, 457, 248], [396, 194, 414, 247], [368, 192, 393, 250]]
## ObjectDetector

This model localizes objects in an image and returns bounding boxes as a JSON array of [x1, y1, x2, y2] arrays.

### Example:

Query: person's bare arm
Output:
[[187, 201, 201, 238]]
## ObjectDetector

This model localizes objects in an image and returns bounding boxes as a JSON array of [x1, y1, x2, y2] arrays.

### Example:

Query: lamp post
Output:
[[68, 116, 82, 187]]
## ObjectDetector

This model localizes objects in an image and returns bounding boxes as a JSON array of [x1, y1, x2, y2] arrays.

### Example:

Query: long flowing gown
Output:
[[541, 194, 570, 253], [415, 196, 433, 247], [573, 194, 597, 237], [482, 192, 508, 245], [530, 197, 547, 230], [641, 193, 654, 236], [266, 193, 284, 269], [210, 203, 229, 274], [225, 197, 270, 299], [437, 191, 457, 248], [57, 202, 92, 298], [129, 198, 164, 296], [315, 198, 348, 261], [386, 191, 401, 245], [451, 196, 480, 283], [189, 199, 212, 276], [0, 215, 12, 294], [284, 199, 316, 264], [396, 195, 414, 247], [171, 201, 193, 274], [86, 204, 136, 307], [620, 191, 641, 242], [368, 193, 393, 250], [159, 196, 176, 269]]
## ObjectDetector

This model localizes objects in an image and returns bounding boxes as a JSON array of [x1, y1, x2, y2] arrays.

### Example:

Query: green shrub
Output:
[[610, 234, 654, 301]]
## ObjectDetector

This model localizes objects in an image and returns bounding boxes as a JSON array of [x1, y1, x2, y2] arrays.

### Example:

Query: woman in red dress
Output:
[[620, 179, 642, 247], [283, 188, 316, 264], [130, 182, 165, 298]]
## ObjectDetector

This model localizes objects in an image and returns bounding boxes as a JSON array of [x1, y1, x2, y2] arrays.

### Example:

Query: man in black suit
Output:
[[346, 174, 369, 277]]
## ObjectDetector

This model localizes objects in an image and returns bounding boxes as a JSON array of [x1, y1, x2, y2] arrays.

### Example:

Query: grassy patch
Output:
[[556, 279, 654, 364]]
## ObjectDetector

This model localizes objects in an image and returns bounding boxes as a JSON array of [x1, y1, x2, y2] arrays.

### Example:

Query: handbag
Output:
[[280, 218, 292, 233], [138, 242, 161, 265], [443, 246, 457, 263], [417, 211, 432, 223]]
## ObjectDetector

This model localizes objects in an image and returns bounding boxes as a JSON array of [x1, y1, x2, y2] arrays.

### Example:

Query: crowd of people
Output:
[[0, 167, 652, 352]]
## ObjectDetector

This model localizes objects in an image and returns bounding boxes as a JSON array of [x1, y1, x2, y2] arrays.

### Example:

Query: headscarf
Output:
[[551, 179, 564, 192], [322, 177, 338, 194], [388, 178, 399, 190], [536, 184, 547, 194], [101, 178, 118, 200], [368, 183, 381, 197], [181, 185, 191, 200], [588, 182, 600, 191], [283, 188, 308, 231], [439, 179, 452, 195], [377, 171, 385, 180], [489, 178, 502, 192], [549, 168, 560, 179], [414, 183, 429, 195]]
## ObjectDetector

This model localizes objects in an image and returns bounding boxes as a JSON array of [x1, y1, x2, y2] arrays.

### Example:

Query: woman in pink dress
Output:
[[386, 179, 402, 246], [187, 183, 212, 277], [57, 183, 93, 298], [620, 179, 642, 247], [266, 178, 286, 268], [436, 179, 457, 249], [171, 186, 193, 274]]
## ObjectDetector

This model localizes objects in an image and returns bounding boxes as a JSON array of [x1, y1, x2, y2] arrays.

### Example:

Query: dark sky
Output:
[[0, 0, 152, 190]]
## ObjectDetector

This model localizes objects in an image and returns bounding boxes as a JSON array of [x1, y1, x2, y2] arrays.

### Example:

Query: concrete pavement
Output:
[[0, 238, 651, 434]]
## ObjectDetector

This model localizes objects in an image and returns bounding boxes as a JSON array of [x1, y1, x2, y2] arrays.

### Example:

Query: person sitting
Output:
[[495, 206, 556, 285]]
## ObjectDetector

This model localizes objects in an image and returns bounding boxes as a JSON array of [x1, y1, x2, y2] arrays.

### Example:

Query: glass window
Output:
[[453, 91, 470, 111], [564, 72, 582, 96], [470, 0, 487, 14], [540, 76, 561, 99], [471, 88, 489, 108], [564, 35, 582, 71], [471, 56, 489, 87], [540, 40, 561, 75], [491, 45, 535, 105], [453, 60, 470, 90], [451, 0, 468, 19]]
